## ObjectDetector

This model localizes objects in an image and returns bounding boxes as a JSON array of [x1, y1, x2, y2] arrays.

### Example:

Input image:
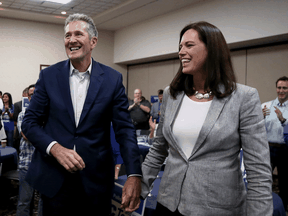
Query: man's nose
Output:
[[69, 35, 76, 43]]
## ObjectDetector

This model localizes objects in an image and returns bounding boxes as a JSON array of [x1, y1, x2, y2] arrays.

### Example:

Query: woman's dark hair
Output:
[[3, 92, 13, 108], [170, 21, 236, 99]]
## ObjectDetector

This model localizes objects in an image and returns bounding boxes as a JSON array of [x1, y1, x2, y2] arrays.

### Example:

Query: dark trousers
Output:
[[5, 129, 14, 147], [270, 145, 288, 210], [42, 173, 110, 216], [134, 121, 150, 130], [154, 202, 184, 216]]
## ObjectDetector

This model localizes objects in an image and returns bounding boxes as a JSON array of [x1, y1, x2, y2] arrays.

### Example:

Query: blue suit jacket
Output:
[[22, 59, 141, 203]]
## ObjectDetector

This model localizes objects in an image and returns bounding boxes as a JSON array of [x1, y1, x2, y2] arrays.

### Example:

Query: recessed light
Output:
[[45, 0, 71, 4], [54, 16, 66, 19], [61, 11, 67, 15], [0, 2, 2, 5]]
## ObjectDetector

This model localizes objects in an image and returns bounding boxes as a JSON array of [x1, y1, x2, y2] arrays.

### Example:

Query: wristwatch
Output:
[[280, 118, 286, 124]]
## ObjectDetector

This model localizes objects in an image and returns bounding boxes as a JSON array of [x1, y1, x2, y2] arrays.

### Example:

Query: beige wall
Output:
[[128, 60, 179, 99], [0, 18, 66, 102], [230, 50, 246, 85], [0, 18, 125, 103], [247, 44, 288, 103], [114, 0, 288, 64], [92, 30, 127, 88]]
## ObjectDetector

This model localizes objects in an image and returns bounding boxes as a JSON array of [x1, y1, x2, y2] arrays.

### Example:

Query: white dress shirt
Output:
[[261, 98, 288, 144]]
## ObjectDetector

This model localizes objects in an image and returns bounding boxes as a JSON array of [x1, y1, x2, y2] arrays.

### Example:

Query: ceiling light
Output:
[[61, 11, 67, 15], [45, 0, 71, 4], [0, 2, 2, 5], [54, 16, 66, 19]]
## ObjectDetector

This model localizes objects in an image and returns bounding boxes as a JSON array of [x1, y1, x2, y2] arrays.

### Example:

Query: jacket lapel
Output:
[[57, 60, 75, 126], [78, 60, 104, 126], [167, 92, 188, 160]]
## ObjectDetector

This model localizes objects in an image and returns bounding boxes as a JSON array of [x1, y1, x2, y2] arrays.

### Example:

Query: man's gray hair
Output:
[[65, 13, 98, 39]]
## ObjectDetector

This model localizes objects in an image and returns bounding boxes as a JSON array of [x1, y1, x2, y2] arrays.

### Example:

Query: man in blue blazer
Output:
[[22, 13, 142, 216]]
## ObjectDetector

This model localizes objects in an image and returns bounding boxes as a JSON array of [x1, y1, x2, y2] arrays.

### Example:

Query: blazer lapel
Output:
[[78, 60, 104, 126], [167, 92, 188, 160], [190, 95, 229, 158], [57, 60, 75, 126]]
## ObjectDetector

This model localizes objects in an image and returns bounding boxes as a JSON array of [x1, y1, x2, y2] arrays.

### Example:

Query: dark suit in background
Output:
[[13, 100, 22, 152]]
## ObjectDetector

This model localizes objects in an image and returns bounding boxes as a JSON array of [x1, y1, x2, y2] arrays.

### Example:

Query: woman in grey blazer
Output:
[[141, 22, 273, 216]]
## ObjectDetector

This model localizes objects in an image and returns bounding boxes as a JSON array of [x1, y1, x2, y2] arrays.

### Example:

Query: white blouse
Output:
[[172, 94, 212, 159]]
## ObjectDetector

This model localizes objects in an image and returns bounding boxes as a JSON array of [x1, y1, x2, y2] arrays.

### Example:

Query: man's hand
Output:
[[149, 116, 156, 130], [262, 105, 270, 117], [134, 97, 141, 105], [50, 143, 85, 173], [21, 131, 28, 141], [121, 176, 141, 213], [274, 106, 286, 123]]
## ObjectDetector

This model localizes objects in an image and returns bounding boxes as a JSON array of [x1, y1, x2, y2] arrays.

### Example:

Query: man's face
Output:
[[28, 87, 35, 102], [276, 80, 288, 103], [64, 21, 97, 63], [23, 92, 28, 97], [158, 94, 163, 103], [134, 89, 142, 99]]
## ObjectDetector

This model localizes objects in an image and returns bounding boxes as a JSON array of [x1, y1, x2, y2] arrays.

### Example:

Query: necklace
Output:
[[194, 90, 212, 99]]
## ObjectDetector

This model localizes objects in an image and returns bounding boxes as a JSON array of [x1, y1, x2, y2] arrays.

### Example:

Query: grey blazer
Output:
[[141, 84, 273, 216]]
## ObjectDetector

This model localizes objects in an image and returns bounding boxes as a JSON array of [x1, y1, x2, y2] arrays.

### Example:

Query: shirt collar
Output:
[[69, 59, 92, 76], [276, 97, 288, 107]]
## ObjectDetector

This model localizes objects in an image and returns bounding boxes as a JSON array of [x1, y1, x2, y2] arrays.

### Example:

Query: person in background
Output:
[[110, 123, 124, 180], [128, 89, 151, 131], [14, 87, 29, 123], [148, 116, 156, 145], [141, 21, 272, 215], [0, 91, 2, 137], [0, 121, 6, 141], [0, 91, 3, 114], [16, 84, 42, 216], [150, 89, 163, 123], [262, 76, 288, 211], [284, 124, 288, 145], [21, 13, 141, 216], [2, 92, 14, 147], [13, 87, 29, 152]]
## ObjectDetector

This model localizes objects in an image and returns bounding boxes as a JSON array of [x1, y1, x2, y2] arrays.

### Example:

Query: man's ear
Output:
[[91, 37, 98, 49]]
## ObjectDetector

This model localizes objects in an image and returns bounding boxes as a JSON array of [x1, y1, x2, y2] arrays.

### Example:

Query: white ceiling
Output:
[[0, 0, 204, 30]]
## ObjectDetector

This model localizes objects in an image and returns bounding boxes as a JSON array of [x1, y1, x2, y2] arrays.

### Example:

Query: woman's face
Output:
[[178, 29, 208, 76], [2, 94, 9, 103]]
